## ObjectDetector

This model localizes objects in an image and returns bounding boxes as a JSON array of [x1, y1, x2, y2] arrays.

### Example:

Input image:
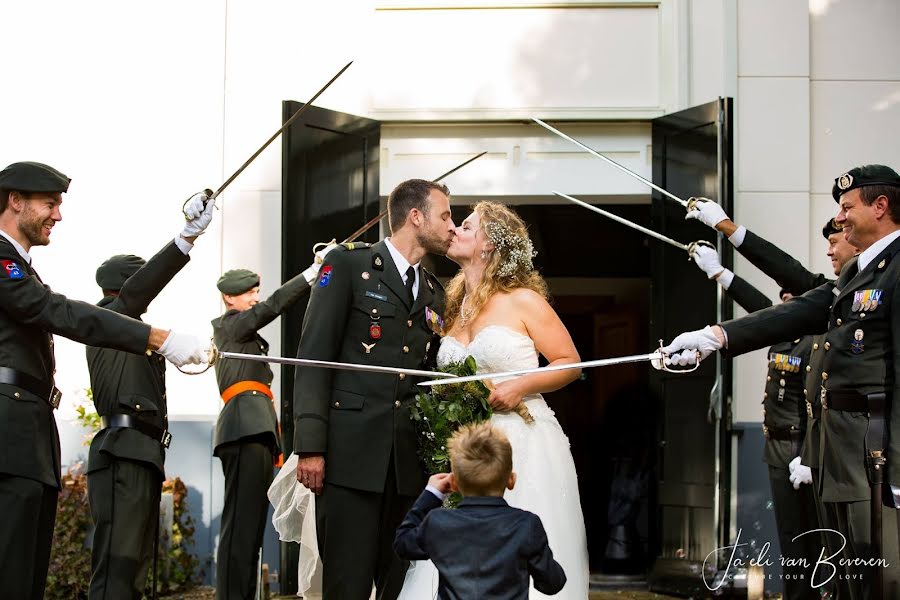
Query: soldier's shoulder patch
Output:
[[1, 259, 25, 279], [340, 242, 371, 251]]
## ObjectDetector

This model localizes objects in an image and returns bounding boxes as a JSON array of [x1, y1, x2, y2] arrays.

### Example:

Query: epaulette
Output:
[[340, 242, 371, 251]]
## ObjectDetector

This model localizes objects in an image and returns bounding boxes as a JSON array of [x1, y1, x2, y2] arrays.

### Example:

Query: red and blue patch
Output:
[[318, 265, 333, 287], [1, 260, 24, 279]]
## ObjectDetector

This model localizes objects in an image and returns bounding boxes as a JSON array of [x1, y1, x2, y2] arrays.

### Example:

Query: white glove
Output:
[[788, 457, 812, 489], [302, 242, 340, 285], [181, 192, 215, 237], [685, 199, 730, 229], [661, 325, 723, 366], [157, 331, 211, 366], [691, 245, 725, 279]]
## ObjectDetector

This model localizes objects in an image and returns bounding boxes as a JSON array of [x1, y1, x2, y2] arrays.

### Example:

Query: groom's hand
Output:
[[297, 453, 325, 495]]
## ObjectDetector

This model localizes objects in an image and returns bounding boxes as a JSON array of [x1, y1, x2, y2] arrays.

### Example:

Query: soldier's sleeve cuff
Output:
[[717, 269, 735, 290], [728, 225, 747, 248]]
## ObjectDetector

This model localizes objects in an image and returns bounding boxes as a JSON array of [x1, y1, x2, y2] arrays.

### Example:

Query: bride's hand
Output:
[[487, 380, 526, 412]]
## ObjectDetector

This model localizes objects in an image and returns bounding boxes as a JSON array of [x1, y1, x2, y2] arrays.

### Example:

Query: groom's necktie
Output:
[[404, 266, 416, 305]]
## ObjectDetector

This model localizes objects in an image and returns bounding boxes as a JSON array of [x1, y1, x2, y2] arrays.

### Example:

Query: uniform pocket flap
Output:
[[331, 389, 365, 410], [119, 394, 159, 414], [352, 295, 397, 318]]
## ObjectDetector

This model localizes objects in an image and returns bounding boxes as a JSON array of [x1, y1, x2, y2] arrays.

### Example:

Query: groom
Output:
[[293, 178, 455, 599]]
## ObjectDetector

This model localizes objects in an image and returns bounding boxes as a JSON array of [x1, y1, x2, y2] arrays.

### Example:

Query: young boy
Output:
[[394, 422, 566, 599]]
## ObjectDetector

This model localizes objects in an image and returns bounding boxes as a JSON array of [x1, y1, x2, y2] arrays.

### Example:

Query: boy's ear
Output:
[[507, 472, 517, 491], [449, 473, 460, 493]]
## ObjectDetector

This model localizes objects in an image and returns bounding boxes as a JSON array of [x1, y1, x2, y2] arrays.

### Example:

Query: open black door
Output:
[[280, 103, 380, 594], [650, 98, 734, 568]]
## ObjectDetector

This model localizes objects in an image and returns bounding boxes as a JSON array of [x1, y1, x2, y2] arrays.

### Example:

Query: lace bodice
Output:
[[438, 324, 539, 377]]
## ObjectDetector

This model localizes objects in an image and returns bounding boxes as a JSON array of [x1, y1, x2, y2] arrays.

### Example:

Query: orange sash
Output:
[[220, 380, 283, 467]]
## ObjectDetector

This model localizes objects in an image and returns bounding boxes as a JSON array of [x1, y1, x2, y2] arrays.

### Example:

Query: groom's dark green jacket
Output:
[[293, 240, 444, 496]]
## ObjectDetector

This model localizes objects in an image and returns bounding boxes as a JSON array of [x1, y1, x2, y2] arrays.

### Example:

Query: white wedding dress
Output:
[[399, 324, 590, 599]]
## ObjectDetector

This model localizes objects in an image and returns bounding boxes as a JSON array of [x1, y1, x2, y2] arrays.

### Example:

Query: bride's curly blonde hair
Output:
[[443, 201, 548, 332]]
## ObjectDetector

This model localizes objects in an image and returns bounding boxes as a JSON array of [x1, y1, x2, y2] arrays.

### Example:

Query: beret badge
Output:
[[837, 173, 853, 190]]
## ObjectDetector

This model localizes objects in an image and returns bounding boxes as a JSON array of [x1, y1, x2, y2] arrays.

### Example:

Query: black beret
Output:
[[822, 217, 844, 239], [0, 161, 71, 193], [96, 254, 146, 291], [779, 287, 793, 300], [832, 164, 900, 202], [217, 269, 259, 295]]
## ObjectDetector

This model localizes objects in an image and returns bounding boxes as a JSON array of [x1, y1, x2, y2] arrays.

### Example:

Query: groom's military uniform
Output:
[[293, 240, 444, 599]]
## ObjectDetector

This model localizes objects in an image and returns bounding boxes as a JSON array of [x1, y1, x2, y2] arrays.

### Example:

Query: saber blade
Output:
[[212, 61, 353, 202], [533, 118, 688, 208], [552, 191, 689, 252], [342, 150, 489, 244], [418, 352, 664, 387], [217, 351, 457, 380]]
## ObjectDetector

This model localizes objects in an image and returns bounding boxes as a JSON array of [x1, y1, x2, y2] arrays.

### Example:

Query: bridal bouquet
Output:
[[410, 356, 493, 476]]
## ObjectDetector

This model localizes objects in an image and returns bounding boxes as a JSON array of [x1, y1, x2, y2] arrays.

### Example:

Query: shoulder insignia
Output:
[[373, 253, 384, 271], [340, 242, 371, 251], [422, 267, 443, 290], [878, 258, 887, 270]]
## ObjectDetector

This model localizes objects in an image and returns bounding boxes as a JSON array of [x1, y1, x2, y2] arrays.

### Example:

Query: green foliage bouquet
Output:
[[409, 356, 493, 476]]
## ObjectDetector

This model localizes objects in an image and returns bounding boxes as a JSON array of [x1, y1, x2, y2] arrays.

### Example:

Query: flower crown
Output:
[[484, 220, 537, 277]]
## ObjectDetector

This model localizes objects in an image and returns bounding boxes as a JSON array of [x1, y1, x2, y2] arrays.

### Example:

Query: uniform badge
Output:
[[373, 254, 384, 271], [369, 321, 382, 340], [837, 173, 853, 190], [318, 265, 333, 287], [1, 260, 24, 279], [424, 306, 444, 336], [361, 271, 370, 280], [851, 329, 864, 354], [768, 352, 801, 373], [878, 259, 887, 270], [361, 341, 376, 354]]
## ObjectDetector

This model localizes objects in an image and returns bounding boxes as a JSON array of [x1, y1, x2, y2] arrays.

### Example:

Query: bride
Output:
[[399, 201, 590, 599]]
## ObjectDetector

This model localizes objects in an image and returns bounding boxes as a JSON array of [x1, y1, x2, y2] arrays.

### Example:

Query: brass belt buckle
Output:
[[820, 386, 828, 409]]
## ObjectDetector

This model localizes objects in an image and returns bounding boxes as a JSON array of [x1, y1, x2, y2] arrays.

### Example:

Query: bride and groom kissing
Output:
[[292, 178, 589, 598]]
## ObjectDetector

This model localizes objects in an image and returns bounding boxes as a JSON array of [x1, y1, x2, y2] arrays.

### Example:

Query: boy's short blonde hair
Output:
[[448, 422, 513, 496]]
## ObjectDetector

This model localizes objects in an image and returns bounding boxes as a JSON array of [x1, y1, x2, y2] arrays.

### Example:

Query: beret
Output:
[[217, 269, 259, 295], [821, 217, 844, 239], [832, 164, 900, 202], [0, 161, 71, 193], [96, 254, 145, 291]]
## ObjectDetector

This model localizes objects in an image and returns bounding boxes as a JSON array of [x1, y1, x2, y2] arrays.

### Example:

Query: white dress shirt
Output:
[[384, 238, 420, 300]]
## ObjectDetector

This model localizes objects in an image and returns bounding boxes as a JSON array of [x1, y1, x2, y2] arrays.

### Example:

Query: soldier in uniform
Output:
[[0, 161, 210, 600], [212, 248, 333, 600], [665, 165, 900, 599], [690, 247, 820, 598], [86, 192, 216, 599], [293, 178, 455, 599], [689, 202, 861, 596]]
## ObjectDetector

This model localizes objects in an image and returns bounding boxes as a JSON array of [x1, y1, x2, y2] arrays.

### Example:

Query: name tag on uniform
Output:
[[365, 291, 389, 302]]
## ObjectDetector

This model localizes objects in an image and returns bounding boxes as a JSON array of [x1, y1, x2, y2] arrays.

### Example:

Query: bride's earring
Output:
[[480, 249, 487, 259]]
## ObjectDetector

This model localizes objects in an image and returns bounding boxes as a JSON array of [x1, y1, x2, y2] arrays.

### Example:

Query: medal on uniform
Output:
[[424, 306, 444, 336], [369, 318, 382, 340], [851, 329, 864, 354]]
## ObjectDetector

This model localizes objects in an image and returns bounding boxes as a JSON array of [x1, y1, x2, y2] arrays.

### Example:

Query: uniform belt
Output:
[[0, 366, 62, 409], [221, 380, 273, 404], [762, 424, 803, 441], [821, 389, 888, 413], [101, 414, 172, 449]]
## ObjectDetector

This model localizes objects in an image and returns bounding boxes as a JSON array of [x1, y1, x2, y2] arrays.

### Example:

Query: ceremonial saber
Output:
[[552, 191, 690, 252], [418, 350, 687, 387], [533, 117, 690, 208], [184, 61, 354, 215], [213, 351, 458, 380], [340, 150, 489, 244]]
